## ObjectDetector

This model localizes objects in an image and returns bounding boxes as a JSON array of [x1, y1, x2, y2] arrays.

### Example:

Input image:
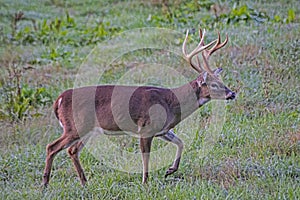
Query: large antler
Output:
[[182, 29, 217, 74], [199, 29, 228, 77]]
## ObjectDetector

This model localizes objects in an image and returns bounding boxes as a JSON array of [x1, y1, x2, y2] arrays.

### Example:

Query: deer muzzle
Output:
[[225, 91, 236, 100]]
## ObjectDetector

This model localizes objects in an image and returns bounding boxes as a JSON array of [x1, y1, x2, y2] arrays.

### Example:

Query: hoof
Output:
[[165, 167, 177, 178]]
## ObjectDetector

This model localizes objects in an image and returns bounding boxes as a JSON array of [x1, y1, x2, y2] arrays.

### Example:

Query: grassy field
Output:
[[0, 0, 299, 199]]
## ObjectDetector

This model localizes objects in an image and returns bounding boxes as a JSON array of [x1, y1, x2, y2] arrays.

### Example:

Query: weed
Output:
[[0, 50, 53, 122]]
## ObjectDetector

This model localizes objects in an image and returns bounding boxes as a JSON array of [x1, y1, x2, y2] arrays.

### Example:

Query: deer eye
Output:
[[211, 83, 218, 89]]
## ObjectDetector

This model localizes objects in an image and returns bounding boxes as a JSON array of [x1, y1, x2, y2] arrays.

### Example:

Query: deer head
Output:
[[182, 29, 236, 103]]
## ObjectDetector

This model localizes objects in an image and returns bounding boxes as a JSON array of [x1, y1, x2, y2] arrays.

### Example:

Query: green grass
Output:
[[0, 0, 299, 199]]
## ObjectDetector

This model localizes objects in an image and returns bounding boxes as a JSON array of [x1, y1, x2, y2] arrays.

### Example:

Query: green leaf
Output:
[[287, 9, 295, 23], [274, 15, 281, 22]]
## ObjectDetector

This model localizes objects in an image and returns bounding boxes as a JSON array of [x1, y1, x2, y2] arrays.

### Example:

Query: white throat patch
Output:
[[198, 98, 210, 106]]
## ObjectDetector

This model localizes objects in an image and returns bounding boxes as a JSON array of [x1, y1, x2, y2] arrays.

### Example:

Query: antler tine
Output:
[[199, 29, 203, 39], [182, 29, 217, 74], [196, 56, 204, 71], [182, 30, 202, 73], [192, 29, 218, 57], [204, 32, 228, 59], [182, 30, 189, 56], [201, 30, 229, 77]]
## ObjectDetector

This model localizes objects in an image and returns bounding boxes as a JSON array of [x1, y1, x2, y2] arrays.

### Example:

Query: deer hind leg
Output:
[[140, 136, 154, 184], [42, 134, 79, 187], [158, 129, 184, 178], [67, 140, 87, 186]]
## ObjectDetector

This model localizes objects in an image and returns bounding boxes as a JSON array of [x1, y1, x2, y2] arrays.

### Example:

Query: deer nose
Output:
[[226, 91, 236, 100], [231, 92, 236, 99]]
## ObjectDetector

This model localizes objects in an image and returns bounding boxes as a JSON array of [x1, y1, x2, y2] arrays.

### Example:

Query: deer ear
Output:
[[197, 72, 207, 87], [202, 71, 207, 82], [214, 68, 223, 76]]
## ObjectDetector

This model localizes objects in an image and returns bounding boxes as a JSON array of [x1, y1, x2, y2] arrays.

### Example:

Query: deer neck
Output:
[[171, 78, 210, 120]]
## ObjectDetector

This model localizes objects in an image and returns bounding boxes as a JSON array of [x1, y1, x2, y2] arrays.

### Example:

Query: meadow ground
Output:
[[0, 0, 299, 199]]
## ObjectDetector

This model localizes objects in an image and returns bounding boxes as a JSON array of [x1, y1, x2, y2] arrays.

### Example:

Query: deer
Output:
[[42, 29, 236, 187]]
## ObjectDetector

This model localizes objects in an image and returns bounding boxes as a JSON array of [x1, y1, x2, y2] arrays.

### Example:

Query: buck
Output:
[[42, 29, 236, 187]]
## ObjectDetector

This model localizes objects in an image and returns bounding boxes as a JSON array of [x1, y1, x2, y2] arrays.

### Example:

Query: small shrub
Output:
[[0, 62, 53, 122]]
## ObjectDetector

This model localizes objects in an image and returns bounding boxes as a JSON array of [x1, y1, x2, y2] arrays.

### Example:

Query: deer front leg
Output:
[[158, 129, 184, 178], [140, 136, 153, 184]]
